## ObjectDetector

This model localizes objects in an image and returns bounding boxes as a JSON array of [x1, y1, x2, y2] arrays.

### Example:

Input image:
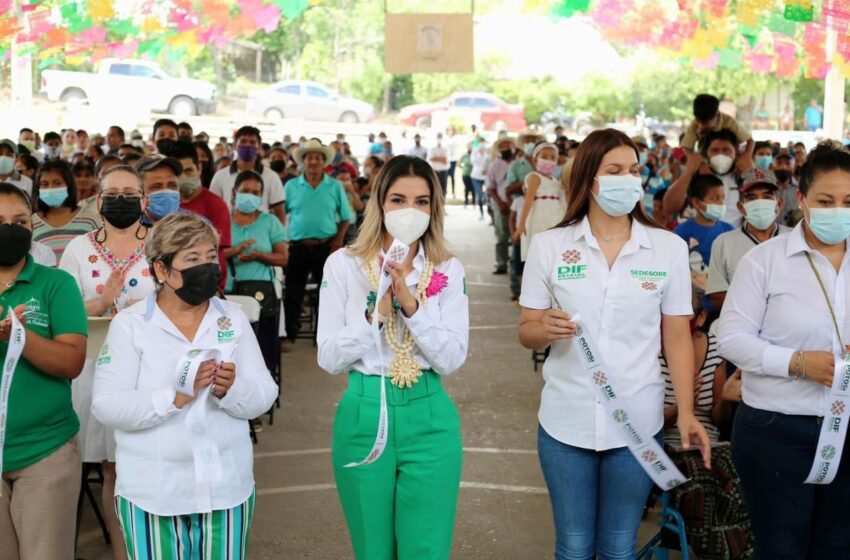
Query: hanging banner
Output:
[[384, 13, 474, 74]]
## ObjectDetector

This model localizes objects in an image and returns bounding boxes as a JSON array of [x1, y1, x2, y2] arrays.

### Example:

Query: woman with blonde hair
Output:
[[317, 155, 469, 559]]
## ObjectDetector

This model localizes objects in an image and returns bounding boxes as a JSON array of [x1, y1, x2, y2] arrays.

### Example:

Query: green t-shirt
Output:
[[1, 256, 87, 472], [226, 212, 288, 292], [506, 158, 534, 193]]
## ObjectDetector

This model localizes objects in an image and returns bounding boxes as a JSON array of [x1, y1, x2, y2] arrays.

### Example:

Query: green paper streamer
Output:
[[68, 16, 93, 34], [768, 12, 796, 36], [38, 54, 61, 69], [272, 0, 310, 20], [738, 25, 760, 49], [106, 19, 139, 38], [718, 49, 742, 69], [784, 4, 813, 22], [553, 0, 593, 17]]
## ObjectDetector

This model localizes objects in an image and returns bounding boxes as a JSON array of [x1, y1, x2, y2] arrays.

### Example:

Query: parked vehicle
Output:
[[398, 92, 527, 132], [246, 81, 374, 123], [40, 59, 217, 116]]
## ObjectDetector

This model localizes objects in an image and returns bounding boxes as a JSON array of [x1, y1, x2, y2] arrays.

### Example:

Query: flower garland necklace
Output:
[[366, 257, 434, 388]]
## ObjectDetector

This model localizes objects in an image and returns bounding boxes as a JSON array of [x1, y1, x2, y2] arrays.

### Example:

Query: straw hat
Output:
[[294, 138, 336, 166]]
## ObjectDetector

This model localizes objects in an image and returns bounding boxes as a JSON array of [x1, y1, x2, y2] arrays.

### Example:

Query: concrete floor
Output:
[[77, 203, 672, 560]]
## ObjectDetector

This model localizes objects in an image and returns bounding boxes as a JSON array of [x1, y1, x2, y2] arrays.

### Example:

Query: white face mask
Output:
[[709, 154, 734, 175], [384, 207, 430, 245]]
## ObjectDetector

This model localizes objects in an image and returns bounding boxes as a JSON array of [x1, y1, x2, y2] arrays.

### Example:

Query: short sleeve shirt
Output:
[[284, 174, 352, 241], [210, 164, 285, 212], [681, 112, 752, 151], [705, 225, 790, 295], [226, 213, 288, 291], [506, 158, 534, 192], [32, 211, 99, 263], [520, 218, 692, 450], [1, 256, 87, 472], [673, 219, 735, 273]]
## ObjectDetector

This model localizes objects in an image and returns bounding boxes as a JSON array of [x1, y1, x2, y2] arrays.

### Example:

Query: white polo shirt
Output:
[[428, 144, 450, 172], [317, 246, 469, 377], [210, 163, 285, 212], [92, 296, 278, 516], [706, 224, 790, 295], [717, 223, 848, 416], [520, 217, 692, 451]]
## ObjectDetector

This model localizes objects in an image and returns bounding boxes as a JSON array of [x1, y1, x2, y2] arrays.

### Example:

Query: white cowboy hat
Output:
[[294, 138, 336, 166]]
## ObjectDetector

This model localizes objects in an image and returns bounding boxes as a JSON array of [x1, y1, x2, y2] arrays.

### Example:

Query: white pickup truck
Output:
[[40, 59, 217, 116]]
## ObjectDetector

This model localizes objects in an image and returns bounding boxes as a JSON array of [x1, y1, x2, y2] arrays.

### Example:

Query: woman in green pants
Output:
[[317, 155, 470, 559]]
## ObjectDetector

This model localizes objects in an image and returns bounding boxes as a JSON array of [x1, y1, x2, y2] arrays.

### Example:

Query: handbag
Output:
[[228, 259, 279, 318]]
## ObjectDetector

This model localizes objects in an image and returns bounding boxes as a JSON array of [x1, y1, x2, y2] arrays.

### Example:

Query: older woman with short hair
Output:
[[92, 212, 277, 559]]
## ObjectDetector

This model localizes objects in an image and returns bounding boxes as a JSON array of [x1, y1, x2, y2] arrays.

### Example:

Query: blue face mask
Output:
[[39, 186, 69, 208], [639, 152, 648, 166], [593, 175, 643, 217], [235, 192, 262, 214], [701, 203, 726, 222], [806, 202, 850, 245], [755, 155, 773, 171], [148, 190, 180, 219]]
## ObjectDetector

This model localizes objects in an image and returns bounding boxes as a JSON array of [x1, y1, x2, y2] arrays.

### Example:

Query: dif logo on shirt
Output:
[[558, 249, 587, 281], [217, 317, 235, 344]]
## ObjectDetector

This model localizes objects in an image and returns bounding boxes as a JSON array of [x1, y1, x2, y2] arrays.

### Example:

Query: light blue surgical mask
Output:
[[148, 190, 180, 219], [743, 199, 778, 230], [701, 203, 726, 222], [0, 156, 14, 175], [805, 201, 850, 245], [235, 192, 262, 214], [639, 152, 648, 166], [593, 175, 643, 217], [38, 186, 69, 208], [755, 155, 773, 171]]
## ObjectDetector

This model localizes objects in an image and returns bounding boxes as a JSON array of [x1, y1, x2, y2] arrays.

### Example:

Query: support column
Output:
[[823, 25, 846, 140]]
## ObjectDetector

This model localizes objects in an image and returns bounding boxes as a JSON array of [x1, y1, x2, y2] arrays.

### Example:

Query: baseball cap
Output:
[[740, 168, 779, 193], [135, 155, 183, 176]]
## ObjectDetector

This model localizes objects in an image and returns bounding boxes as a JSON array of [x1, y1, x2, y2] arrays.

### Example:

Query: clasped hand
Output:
[[376, 261, 418, 319], [540, 308, 577, 341], [174, 360, 237, 409]]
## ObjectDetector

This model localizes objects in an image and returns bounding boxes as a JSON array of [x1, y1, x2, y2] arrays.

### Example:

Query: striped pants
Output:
[[114, 492, 255, 560]]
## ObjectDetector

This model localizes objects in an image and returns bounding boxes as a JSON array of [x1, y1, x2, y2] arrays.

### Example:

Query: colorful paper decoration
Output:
[[0, 0, 318, 66]]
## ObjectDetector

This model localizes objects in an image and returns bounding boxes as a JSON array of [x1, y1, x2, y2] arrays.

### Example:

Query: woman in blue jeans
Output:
[[519, 129, 711, 560], [718, 144, 850, 559]]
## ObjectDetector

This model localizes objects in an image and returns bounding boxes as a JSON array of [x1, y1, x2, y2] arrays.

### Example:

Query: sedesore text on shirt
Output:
[[519, 217, 692, 451]]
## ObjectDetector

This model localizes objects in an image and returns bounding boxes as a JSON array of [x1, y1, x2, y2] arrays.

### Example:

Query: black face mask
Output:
[[172, 263, 220, 306], [100, 196, 142, 229], [156, 139, 176, 155], [500, 149, 513, 161], [774, 169, 792, 184], [0, 224, 32, 267], [270, 160, 287, 173]]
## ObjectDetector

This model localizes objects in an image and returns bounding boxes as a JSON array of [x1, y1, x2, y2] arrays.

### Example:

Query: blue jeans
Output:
[[731, 403, 850, 560], [538, 425, 658, 560], [470, 178, 485, 216]]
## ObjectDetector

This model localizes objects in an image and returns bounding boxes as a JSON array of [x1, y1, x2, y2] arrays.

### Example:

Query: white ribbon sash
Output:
[[805, 355, 850, 484], [174, 347, 228, 511], [572, 316, 688, 490], [345, 239, 410, 467], [0, 313, 25, 490]]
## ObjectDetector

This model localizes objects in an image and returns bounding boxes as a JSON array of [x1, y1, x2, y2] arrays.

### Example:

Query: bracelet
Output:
[[791, 350, 806, 381]]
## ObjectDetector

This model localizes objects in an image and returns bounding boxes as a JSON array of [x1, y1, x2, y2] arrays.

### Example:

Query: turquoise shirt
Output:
[[506, 158, 534, 194], [227, 212, 288, 292], [284, 174, 352, 241]]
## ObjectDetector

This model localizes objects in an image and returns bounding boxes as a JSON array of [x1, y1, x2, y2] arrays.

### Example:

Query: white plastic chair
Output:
[[226, 295, 262, 325]]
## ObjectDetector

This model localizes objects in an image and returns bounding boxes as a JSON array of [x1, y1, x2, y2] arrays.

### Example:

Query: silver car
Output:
[[246, 80, 374, 123]]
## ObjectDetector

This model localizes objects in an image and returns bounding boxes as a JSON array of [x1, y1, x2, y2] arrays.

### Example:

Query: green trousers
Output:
[[332, 371, 463, 560]]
